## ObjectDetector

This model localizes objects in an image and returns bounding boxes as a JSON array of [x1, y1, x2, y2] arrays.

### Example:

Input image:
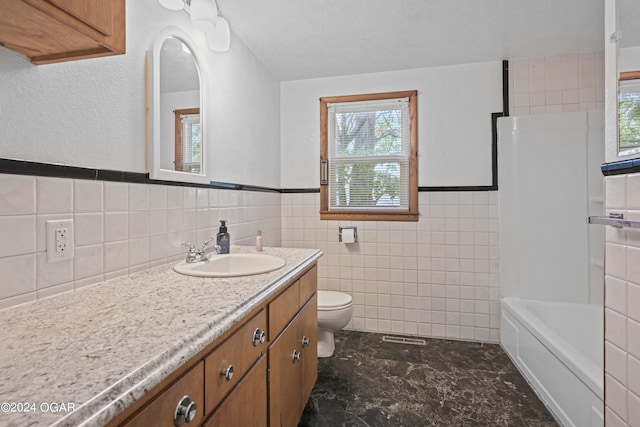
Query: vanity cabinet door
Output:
[[268, 314, 304, 427], [299, 295, 318, 404], [203, 355, 267, 427], [204, 309, 267, 414], [268, 296, 317, 427], [123, 362, 204, 427]]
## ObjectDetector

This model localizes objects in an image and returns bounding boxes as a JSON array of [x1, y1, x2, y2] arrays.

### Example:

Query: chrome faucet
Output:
[[182, 238, 221, 263]]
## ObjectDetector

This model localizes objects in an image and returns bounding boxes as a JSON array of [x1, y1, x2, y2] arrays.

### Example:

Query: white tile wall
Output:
[[509, 53, 605, 116], [282, 191, 500, 342], [0, 173, 282, 310], [604, 173, 640, 425]]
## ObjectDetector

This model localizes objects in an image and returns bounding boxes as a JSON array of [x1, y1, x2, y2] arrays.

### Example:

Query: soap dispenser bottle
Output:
[[217, 220, 230, 254]]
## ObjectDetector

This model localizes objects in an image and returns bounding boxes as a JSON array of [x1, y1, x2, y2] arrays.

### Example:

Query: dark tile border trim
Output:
[[601, 158, 640, 176], [0, 158, 281, 193]]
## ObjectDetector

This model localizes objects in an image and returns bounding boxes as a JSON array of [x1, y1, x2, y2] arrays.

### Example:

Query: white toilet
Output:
[[317, 290, 353, 358]]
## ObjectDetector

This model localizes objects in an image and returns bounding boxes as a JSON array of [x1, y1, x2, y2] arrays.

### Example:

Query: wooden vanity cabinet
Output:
[[0, 0, 125, 64], [114, 264, 317, 427]]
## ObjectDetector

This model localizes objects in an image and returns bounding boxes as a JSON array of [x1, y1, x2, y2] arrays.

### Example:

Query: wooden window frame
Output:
[[174, 107, 200, 172], [319, 90, 419, 222]]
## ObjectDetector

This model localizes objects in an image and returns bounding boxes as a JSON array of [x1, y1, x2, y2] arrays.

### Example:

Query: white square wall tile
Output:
[[606, 244, 627, 280], [167, 186, 183, 209], [149, 185, 167, 210], [74, 213, 103, 246], [629, 391, 640, 427], [606, 374, 628, 421], [606, 176, 627, 210], [605, 341, 628, 386], [74, 180, 103, 212], [630, 283, 640, 323], [628, 173, 640, 211], [0, 174, 35, 214], [36, 177, 72, 213], [129, 184, 149, 211], [104, 241, 129, 273], [606, 308, 628, 350], [129, 211, 149, 238], [0, 254, 36, 299], [129, 237, 150, 266], [606, 275, 628, 315], [104, 212, 128, 242], [73, 244, 103, 280], [36, 251, 73, 289], [0, 215, 35, 257], [104, 182, 128, 212]]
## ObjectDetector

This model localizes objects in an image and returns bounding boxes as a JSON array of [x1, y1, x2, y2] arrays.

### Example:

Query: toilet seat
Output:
[[318, 290, 352, 311]]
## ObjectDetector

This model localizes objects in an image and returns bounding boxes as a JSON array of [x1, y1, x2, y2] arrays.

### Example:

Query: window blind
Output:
[[180, 113, 201, 173], [327, 97, 411, 210]]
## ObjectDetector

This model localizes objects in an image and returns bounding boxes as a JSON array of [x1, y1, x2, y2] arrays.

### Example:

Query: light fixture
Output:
[[158, 0, 231, 52], [158, 0, 184, 11]]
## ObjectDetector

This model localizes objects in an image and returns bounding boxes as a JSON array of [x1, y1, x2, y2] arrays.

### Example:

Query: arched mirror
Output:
[[617, 0, 640, 157], [149, 28, 209, 183]]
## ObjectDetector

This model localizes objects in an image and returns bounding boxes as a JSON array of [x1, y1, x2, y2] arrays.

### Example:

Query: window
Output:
[[174, 108, 201, 173], [320, 90, 418, 221], [619, 72, 640, 157]]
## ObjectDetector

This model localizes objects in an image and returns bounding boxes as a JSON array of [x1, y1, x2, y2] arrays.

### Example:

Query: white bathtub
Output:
[[501, 298, 604, 427]]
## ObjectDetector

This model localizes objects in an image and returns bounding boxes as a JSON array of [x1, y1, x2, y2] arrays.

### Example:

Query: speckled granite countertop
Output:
[[0, 246, 322, 427]]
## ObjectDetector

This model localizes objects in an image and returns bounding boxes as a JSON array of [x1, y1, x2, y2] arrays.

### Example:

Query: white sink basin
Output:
[[173, 253, 286, 278]]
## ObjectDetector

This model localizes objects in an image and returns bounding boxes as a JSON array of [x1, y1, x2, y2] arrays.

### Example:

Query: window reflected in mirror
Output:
[[175, 108, 201, 173], [619, 72, 640, 157]]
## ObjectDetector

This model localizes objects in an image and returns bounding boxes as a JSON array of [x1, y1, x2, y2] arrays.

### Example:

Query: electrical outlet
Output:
[[46, 219, 74, 262]]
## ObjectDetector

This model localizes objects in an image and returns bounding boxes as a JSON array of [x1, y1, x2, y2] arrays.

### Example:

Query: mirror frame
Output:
[[149, 26, 210, 184]]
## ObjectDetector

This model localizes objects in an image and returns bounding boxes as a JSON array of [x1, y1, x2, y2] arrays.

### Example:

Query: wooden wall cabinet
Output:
[[112, 264, 318, 427], [0, 0, 126, 64]]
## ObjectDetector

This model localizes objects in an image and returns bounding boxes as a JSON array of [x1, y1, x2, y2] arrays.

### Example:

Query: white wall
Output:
[[280, 61, 503, 189], [0, 0, 281, 188], [619, 47, 640, 72]]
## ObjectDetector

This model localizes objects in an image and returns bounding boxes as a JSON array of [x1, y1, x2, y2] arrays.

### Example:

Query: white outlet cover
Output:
[[46, 219, 74, 263]]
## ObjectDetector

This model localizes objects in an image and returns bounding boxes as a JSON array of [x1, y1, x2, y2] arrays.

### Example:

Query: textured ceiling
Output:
[[217, 0, 605, 81]]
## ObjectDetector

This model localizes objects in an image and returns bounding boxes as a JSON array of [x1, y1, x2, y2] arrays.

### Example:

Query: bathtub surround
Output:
[[0, 173, 282, 310]]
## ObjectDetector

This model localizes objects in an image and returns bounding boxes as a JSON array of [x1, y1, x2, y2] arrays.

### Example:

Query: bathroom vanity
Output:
[[0, 246, 321, 427]]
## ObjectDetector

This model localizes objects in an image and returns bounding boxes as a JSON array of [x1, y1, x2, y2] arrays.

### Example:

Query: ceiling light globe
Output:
[[158, 0, 184, 11]]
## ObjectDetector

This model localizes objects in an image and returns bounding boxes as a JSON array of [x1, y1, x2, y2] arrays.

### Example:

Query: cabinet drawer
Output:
[[299, 266, 317, 306], [204, 309, 267, 414], [203, 355, 267, 427], [268, 279, 300, 340], [124, 362, 204, 427]]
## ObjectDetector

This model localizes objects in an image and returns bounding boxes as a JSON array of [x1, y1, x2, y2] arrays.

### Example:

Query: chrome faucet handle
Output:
[[181, 242, 196, 252], [202, 237, 215, 247]]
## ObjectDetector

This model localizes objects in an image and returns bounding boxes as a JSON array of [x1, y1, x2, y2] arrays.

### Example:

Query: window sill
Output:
[[319, 210, 419, 222]]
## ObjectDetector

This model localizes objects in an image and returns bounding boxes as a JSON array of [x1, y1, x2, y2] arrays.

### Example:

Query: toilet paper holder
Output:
[[338, 226, 358, 243]]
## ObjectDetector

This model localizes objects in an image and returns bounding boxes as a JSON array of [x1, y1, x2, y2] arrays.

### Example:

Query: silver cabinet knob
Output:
[[292, 350, 301, 363], [301, 336, 310, 347], [222, 364, 234, 381], [252, 328, 266, 346], [174, 395, 197, 426]]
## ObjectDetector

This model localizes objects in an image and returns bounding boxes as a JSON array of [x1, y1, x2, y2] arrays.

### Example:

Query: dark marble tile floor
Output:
[[299, 331, 558, 427]]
